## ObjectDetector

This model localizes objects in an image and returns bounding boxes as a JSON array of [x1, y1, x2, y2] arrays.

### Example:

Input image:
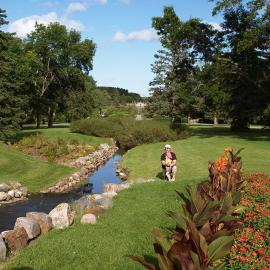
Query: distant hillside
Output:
[[97, 87, 142, 105]]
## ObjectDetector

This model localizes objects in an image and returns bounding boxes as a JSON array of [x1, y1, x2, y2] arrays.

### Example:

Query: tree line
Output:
[[147, 0, 270, 130], [0, 8, 141, 139]]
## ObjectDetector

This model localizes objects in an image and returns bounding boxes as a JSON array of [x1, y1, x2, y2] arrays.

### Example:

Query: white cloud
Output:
[[8, 12, 59, 38], [113, 29, 158, 42], [91, 0, 107, 4], [8, 2, 88, 38], [66, 2, 87, 15]]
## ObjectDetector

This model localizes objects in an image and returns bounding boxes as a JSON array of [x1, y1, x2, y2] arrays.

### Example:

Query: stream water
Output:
[[0, 154, 122, 232]]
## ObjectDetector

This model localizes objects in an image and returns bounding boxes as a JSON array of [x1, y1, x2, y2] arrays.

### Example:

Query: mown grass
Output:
[[0, 142, 75, 192], [0, 128, 110, 192], [2, 126, 270, 270]]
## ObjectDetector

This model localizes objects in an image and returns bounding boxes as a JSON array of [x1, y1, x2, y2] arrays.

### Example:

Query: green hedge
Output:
[[70, 118, 191, 149]]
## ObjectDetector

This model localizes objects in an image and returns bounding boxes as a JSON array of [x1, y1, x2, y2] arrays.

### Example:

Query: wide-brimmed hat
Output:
[[164, 144, 171, 149]]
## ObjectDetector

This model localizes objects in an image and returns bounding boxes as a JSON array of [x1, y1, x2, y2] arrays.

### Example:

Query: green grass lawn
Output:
[[2, 126, 270, 270], [0, 128, 110, 192]]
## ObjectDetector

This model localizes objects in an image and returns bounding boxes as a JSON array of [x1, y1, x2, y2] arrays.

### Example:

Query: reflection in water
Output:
[[0, 154, 122, 231]]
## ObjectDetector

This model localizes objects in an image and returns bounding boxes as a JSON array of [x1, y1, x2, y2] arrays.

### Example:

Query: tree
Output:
[[210, 0, 270, 130], [148, 7, 219, 122], [24, 22, 96, 128], [0, 9, 26, 139]]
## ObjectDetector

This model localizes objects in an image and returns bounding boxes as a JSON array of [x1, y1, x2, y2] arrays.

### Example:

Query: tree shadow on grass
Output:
[[191, 126, 270, 142]]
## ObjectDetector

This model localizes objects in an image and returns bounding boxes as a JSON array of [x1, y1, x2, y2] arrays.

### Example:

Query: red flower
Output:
[[231, 247, 236, 253], [258, 249, 265, 255], [239, 247, 246, 253], [251, 251, 257, 257]]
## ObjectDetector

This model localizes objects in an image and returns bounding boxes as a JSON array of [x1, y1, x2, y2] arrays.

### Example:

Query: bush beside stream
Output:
[[70, 118, 191, 150]]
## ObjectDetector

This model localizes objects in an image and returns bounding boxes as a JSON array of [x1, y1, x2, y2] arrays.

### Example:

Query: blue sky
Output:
[[1, 0, 222, 96]]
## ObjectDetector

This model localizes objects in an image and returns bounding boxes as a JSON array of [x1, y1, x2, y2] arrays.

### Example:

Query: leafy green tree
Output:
[[0, 9, 26, 139], [210, 0, 270, 130], [24, 22, 96, 128], [149, 7, 218, 122]]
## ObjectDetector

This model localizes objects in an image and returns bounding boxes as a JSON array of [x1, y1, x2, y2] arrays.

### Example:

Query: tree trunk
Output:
[[47, 107, 54, 128], [188, 114, 191, 124], [230, 118, 249, 131], [214, 113, 218, 126], [36, 111, 41, 129]]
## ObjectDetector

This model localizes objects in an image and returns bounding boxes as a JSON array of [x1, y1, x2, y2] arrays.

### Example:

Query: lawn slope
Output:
[[2, 127, 270, 270]]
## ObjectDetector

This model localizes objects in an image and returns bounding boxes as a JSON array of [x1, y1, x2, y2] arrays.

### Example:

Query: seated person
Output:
[[160, 144, 177, 182]]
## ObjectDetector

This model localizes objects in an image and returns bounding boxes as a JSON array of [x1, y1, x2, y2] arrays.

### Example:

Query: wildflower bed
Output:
[[226, 173, 270, 269]]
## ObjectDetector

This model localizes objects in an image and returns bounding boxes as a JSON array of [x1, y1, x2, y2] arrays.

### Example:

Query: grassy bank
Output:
[[2, 126, 270, 270], [0, 142, 75, 192], [122, 126, 270, 180], [0, 128, 110, 192], [17, 128, 111, 148]]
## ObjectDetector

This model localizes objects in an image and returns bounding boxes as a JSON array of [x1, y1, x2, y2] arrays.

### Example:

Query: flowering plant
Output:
[[226, 173, 270, 269], [130, 148, 246, 270]]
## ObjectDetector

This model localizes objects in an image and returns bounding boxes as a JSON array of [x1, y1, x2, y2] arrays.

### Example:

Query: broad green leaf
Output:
[[190, 251, 202, 270], [207, 236, 234, 263], [167, 211, 187, 231]]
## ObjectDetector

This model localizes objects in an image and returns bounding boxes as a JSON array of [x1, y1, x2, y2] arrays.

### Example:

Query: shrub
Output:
[[45, 143, 58, 162], [70, 117, 191, 149]]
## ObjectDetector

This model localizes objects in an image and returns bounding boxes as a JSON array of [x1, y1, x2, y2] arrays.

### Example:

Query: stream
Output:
[[0, 154, 122, 232]]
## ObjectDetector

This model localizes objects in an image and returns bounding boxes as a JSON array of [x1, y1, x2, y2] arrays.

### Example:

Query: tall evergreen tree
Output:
[[0, 9, 25, 139]]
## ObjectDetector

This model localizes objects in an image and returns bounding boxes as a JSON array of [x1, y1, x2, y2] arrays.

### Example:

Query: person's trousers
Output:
[[164, 166, 177, 180]]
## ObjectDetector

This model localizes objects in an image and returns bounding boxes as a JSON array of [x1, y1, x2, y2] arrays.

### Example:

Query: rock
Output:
[[99, 144, 110, 150], [14, 217, 41, 239], [7, 190, 15, 198], [80, 214, 97, 224], [119, 172, 128, 180], [4, 227, 29, 253], [14, 190, 23, 198], [87, 194, 103, 201], [8, 181, 22, 189], [26, 212, 53, 234], [0, 192, 7, 201], [5, 194, 11, 201], [84, 205, 105, 216], [0, 236, 7, 261], [102, 191, 117, 198], [18, 186, 29, 197], [0, 183, 11, 192], [95, 196, 113, 210], [1, 231, 11, 239], [49, 203, 74, 229]]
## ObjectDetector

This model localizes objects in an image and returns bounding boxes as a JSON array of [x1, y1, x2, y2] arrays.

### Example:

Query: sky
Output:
[[1, 0, 223, 96]]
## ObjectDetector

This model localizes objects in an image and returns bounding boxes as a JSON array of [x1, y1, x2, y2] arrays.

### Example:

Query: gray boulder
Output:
[[0, 192, 7, 201], [80, 214, 97, 224], [14, 217, 41, 239], [0, 236, 6, 261], [26, 212, 53, 234], [49, 203, 74, 229], [0, 183, 11, 192], [7, 190, 15, 198]]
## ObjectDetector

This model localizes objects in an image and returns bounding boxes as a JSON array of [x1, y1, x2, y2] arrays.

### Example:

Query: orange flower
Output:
[[224, 147, 233, 154]]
